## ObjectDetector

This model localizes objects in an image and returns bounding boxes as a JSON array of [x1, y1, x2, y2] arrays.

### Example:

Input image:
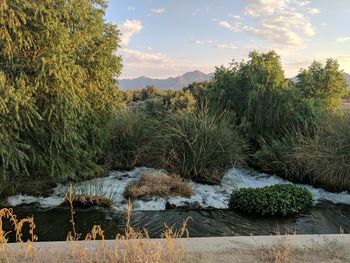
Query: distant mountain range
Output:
[[119, 70, 350, 91], [119, 70, 214, 90]]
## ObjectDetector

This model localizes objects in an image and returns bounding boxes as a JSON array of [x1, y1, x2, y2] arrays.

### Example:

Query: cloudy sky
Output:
[[106, 0, 350, 79]]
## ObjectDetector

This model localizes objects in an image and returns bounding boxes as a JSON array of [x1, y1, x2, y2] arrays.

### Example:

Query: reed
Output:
[[153, 110, 247, 184]]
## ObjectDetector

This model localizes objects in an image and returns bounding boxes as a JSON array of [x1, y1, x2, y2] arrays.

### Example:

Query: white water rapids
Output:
[[5, 167, 350, 211]]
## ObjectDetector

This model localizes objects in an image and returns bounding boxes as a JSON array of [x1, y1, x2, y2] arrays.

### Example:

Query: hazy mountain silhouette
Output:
[[119, 70, 214, 90]]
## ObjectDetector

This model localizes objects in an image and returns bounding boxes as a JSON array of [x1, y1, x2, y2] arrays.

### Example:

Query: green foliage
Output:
[[253, 132, 304, 175], [207, 50, 328, 168], [229, 184, 313, 216], [245, 88, 320, 142], [184, 81, 210, 109], [169, 90, 196, 113], [105, 111, 155, 170], [208, 50, 287, 118], [153, 110, 246, 183], [144, 97, 168, 116], [296, 59, 347, 111], [0, 0, 123, 180], [141, 85, 161, 100], [288, 114, 350, 191]]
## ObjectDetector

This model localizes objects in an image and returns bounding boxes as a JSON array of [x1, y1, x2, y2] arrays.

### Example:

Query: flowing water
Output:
[[1, 167, 350, 241]]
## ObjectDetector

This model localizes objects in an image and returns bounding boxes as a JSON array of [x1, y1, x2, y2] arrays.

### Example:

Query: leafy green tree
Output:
[[122, 90, 134, 103], [0, 0, 123, 180], [170, 90, 196, 113], [296, 59, 347, 111], [141, 85, 160, 100], [245, 88, 320, 141], [184, 81, 210, 109], [209, 50, 288, 118]]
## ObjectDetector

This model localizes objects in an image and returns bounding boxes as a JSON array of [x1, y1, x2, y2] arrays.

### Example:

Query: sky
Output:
[[105, 0, 350, 79]]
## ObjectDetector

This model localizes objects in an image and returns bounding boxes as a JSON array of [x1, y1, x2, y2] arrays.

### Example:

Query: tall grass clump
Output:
[[105, 111, 156, 170], [153, 110, 246, 184], [288, 114, 350, 191]]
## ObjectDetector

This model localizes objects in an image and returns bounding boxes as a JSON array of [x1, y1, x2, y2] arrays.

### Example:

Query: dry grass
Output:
[[63, 195, 113, 208], [253, 235, 350, 263], [0, 184, 190, 263], [124, 172, 193, 199]]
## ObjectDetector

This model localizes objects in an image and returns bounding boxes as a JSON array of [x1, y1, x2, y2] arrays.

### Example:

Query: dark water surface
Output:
[[2, 200, 350, 242]]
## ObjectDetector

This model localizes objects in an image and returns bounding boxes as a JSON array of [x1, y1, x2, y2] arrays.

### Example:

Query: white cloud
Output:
[[218, 21, 242, 32], [120, 48, 213, 78], [229, 14, 242, 20], [119, 20, 143, 46], [193, 40, 237, 50], [214, 44, 238, 50], [336, 37, 350, 43], [193, 40, 206, 45], [218, 0, 317, 47], [121, 48, 170, 64], [192, 8, 201, 16], [296, 1, 311, 7], [127, 6, 135, 11], [306, 8, 320, 14], [150, 8, 165, 14]]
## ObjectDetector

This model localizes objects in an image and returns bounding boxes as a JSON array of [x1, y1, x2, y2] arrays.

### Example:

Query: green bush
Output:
[[0, 0, 123, 180], [229, 184, 313, 216], [288, 114, 350, 191], [144, 97, 168, 116], [105, 111, 156, 170], [245, 88, 320, 144], [169, 90, 196, 113], [153, 110, 246, 184]]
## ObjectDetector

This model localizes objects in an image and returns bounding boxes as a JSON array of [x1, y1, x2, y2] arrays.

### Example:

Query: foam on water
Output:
[[4, 167, 350, 211]]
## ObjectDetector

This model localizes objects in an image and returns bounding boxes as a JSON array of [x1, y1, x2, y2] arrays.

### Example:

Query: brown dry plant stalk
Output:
[[0, 184, 190, 263]]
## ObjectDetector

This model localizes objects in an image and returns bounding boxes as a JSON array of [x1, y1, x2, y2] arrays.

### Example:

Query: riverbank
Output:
[[2, 234, 350, 262]]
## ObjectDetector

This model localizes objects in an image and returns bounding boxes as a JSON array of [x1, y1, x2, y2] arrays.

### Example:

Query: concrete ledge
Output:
[[5, 234, 350, 252]]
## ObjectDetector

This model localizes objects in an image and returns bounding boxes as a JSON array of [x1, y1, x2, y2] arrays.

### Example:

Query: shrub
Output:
[[153, 110, 246, 184], [253, 129, 309, 176], [169, 90, 196, 113], [289, 114, 350, 191], [183, 81, 210, 110], [144, 97, 168, 116], [124, 172, 193, 199], [245, 88, 320, 144], [104, 111, 156, 170], [229, 184, 313, 216]]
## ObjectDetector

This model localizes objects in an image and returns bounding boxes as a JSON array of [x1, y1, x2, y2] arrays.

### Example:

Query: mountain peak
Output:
[[119, 70, 213, 90]]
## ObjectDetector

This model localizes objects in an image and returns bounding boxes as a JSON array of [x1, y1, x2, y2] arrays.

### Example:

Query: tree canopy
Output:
[[296, 59, 347, 111], [0, 0, 123, 179]]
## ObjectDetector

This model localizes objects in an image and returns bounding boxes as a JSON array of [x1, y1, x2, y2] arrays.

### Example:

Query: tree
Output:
[[184, 81, 210, 109], [296, 59, 347, 111], [170, 90, 196, 113], [141, 85, 160, 100], [208, 50, 288, 118], [208, 50, 322, 150], [0, 0, 123, 179]]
